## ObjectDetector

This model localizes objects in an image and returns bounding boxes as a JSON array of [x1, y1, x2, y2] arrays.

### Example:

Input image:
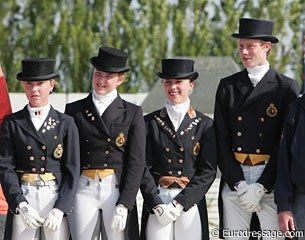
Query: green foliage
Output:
[[0, 0, 304, 92]]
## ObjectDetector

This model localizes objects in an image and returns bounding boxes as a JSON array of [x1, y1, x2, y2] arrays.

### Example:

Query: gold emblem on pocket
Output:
[[266, 103, 278, 118], [53, 144, 63, 159], [115, 132, 125, 147], [193, 142, 200, 156]]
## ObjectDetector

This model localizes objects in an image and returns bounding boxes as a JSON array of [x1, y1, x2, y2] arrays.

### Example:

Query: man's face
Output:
[[238, 38, 271, 68]]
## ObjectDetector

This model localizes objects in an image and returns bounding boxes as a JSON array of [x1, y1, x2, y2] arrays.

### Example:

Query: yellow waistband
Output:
[[234, 152, 270, 165], [21, 173, 56, 184], [82, 169, 115, 179]]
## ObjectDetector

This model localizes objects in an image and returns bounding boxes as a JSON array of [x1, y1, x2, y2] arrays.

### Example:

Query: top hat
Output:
[[90, 46, 130, 73], [157, 59, 199, 81], [16, 58, 59, 81], [231, 18, 279, 43]]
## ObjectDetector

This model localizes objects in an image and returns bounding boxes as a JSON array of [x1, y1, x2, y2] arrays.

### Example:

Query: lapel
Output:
[[101, 95, 125, 129], [14, 106, 45, 144], [234, 69, 254, 98], [83, 93, 110, 135], [242, 68, 277, 108], [156, 106, 198, 147], [38, 106, 61, 140]]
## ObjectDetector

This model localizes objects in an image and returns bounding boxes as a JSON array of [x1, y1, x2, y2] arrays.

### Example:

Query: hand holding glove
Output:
[[17, 202, 45, 229], [153, 204, 176, 225], [43, 208, 64, 232], [111, 204, 128, 232], [236, 182, 266, 212], [169, 200, 184, 218]]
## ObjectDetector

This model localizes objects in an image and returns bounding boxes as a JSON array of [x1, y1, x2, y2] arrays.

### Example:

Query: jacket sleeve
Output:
[[53, 117, 80, 214], [275, 101, 297, 212], [214, 80, 245, 189], [116, 107, 146, 210], [0, 116, 27, 212], [140, 116, 164, 210], [257, 80, 299, 191]]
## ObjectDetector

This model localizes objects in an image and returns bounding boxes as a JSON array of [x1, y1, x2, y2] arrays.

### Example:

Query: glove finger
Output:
[[35, 216, 45, 224], [111, 218, 118, 230], [28, 221, 40, 229]]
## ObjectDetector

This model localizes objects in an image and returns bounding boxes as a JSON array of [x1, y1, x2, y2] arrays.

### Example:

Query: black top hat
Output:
[[231, 18, 279, 43], [90, 46, 130, 73], [157, 59, 199, 81], [16, 58, 59, 81]]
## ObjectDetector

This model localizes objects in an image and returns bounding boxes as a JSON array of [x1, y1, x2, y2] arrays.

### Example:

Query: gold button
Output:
[[42, 145, 46, 150], [191, 136, 195, 140], [168, 171, 172, 175], [260, 117, 265, 122], [27, 145, 32, 150], [104, 163, 108, 167], [41, 156, 46, 161], [107, 138, 111, 142], [41, 168, 45, 172], [258, 133, 263, 137], [32, 168, 36, 172], [167, 159, 172, 163], [237, 132, 242, 136], [177, 171, 182, 175], [165, 148, 170, 152], [237, 116, 242, 121], [29, 156, 34, 161], [256, 149, 261, 153], [105, 150, 109, 154], [178, 159, 183, 164], [237, 147, 242, 152], [87, 152, 90, 155], [54, 136, 58, 139], [180, 147, 184, 152], [85, 139, 89, 142]]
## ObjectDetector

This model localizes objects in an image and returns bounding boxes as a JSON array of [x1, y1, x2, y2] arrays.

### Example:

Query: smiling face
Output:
[[162, 79, 194, 105], [92, 69, 125, 95], [238, 38, 271, 68], [22, 80, 55, 108]]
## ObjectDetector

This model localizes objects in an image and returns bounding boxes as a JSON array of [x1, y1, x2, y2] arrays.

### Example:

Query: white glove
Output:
[[237, 183, 266, 212], [43, 208, 64, 232], [153, 204, 176, 226], [17, 202, 45, 229], [111, 204, 128, 232], [169, 200, 184, 218]]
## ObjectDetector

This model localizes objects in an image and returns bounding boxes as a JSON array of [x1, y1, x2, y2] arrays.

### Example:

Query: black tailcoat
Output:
[[65, 93, 145, 240], [214, 68, 299, 237], [0, 106, 80, 239], [140, 106, 217, 240], [275, 95, 305, 212]]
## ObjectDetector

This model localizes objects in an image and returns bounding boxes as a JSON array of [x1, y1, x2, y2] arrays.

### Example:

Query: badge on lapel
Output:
[[266, 103, 278, 118], [53, 144, 63, 159], [115, 132, 125, 147], [193, 142, 200, 156]]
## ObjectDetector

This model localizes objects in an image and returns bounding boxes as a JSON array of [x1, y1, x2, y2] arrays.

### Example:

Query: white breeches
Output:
[[71, 174, 124, 240], [146, 186, 202, 240], [12, 183, 69, 240], [222, 164, 282, 240]]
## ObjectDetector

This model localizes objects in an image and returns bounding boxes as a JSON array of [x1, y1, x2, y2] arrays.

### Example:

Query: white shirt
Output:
[[165, 99, 190, 131], [92, 89, 117, 116], [28, 104, 51, 131], [247, 63, 270, 87]]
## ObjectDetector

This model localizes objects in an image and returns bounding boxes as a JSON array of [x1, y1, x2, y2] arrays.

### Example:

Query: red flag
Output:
[[0, 65, 12, 126], [0, 64, 11, 214]]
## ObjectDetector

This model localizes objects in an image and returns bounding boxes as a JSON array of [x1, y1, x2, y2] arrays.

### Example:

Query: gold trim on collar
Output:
[[160, 105, 196, 118]]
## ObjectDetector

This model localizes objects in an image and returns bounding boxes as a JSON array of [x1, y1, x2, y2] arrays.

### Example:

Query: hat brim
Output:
[[157, 71, 199, 81], [16, 72, 59, 81], [231, 33, 279, 43], [90, 57, 130, 73]]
